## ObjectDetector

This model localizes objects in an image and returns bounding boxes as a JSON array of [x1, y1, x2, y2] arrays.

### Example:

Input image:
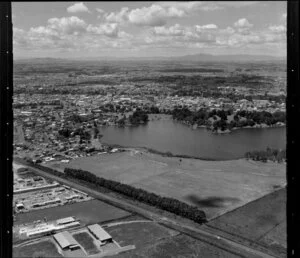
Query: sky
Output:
[[12, 1, 287, 59]]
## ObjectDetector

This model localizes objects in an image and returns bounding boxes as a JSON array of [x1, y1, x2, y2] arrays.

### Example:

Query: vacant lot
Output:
[[13, 240, 62, 258], [112, 234, 241, 258], [58, 150, 286, 219], [207, 188, 286, 256], [15, 199, 130, 226], [73, 232, 99, 255], [106, 221, 179, 248]]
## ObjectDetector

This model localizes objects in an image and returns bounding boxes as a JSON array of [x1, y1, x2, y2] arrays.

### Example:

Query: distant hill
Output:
[[14, 53, 286, 63], [171, 53, 286, 62]]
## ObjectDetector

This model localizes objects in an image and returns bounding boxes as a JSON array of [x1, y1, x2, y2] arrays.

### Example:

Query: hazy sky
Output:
[[12, 1, 287, 59]]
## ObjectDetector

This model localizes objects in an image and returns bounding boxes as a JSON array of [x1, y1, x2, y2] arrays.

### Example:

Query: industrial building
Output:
[[53, 231, 80, 251], [87, 224, 112, 245]]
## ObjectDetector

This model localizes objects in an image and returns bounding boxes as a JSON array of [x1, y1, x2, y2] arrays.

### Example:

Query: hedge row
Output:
[[64, 167, 207, 224]]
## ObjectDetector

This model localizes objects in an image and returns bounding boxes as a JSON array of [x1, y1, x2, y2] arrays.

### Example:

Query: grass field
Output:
[[55, 150, 286, 219], [73, 232, 100, 255], [207, 188, 286, 256], [13, 240, 62, 258], [106, 221, 179, 248], [15, 199, 130, 226], [112, 234, 241, 258]]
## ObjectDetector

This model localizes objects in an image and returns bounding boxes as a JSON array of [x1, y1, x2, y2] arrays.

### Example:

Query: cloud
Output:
[[96, 8, 104, 13], [105, 7, 129, 23], [127, 4, 185, 26], [269, 25, 286, 33], [67, 2, 90, 13], [234, 18, 253, 28], [87, 23, 120, 38], [47, 16, 88, 35], [153, 24, 185, 36], [195, 24, 218, 31]]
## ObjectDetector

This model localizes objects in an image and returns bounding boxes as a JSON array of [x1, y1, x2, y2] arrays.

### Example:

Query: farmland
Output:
[[112, 234, 242, 258], [206, 188, 286, 257], [58, 149, 286, 219], [15, 199, 130, 226], [106, 221, 179, 248]]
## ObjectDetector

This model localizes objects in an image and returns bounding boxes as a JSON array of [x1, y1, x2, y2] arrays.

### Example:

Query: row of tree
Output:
[[64, 168, 207, 224], [245, 148, 286, 163]]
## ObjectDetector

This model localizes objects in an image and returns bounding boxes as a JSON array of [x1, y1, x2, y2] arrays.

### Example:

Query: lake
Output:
[[98, 115, 286, 160]]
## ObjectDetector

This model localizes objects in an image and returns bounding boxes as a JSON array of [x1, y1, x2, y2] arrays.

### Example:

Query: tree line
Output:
[[21, 159, 207, 223], [64, 167, 207, 224], [245, 147, 286, 163]]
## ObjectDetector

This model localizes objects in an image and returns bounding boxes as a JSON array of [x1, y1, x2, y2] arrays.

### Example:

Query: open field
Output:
[[15, 199, 130, 226], [73, 232, 99, 255], [106, 221, 179, 248], [56, 150, 286, 219], [13, 240, 62, 258], [112, 234, 242, 258], [207, 188, 286, 256]]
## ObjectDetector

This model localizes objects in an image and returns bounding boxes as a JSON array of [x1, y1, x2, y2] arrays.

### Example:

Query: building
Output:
[[53, 231, 80, 251], [87, 224, 112, 245], [56, 217, 75, 225], [26, 224, 56, 238]]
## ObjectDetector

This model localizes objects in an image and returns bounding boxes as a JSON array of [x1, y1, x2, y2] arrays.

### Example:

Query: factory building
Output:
[[87, 224, 112, 245], [53, 231, 80, 251]]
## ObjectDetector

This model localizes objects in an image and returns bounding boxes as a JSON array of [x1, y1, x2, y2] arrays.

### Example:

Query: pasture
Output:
[[60, 150, 286, 219]]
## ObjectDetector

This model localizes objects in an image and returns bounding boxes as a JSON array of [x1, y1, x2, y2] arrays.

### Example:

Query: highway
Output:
[[15, 160, 278, 258]]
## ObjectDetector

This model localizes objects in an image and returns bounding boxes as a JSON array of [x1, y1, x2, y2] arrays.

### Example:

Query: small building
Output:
[[53, 231, 80, 251], [87, 224, 112, 245]]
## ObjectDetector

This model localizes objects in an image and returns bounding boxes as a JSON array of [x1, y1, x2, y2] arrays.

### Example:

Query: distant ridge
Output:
[[171, 53, 286, 62], [14, 53, 286, 63]]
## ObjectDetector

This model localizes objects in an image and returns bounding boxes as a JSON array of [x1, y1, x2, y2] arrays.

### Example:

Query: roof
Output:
[[54, 231, 78, 249], [88, 224, 112, 241], [56, 217, 75, 225]]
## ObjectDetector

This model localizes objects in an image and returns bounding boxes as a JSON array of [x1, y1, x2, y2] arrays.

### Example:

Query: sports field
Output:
[[58, 149, 286, 219], [15, 199, 130, 226]]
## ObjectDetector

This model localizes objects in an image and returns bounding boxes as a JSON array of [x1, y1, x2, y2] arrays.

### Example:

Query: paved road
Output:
[[16, 161, 277, 258]]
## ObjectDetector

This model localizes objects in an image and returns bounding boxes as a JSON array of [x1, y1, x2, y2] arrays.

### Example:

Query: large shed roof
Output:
[[54, 231, 78, 249], [88, 224, 112, 241]]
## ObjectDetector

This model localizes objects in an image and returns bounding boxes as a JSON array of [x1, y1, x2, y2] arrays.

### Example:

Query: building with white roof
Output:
[[87, 224, 112, 245]]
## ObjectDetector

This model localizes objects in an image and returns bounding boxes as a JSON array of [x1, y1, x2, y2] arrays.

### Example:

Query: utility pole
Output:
[[0, 2, 13, 258]]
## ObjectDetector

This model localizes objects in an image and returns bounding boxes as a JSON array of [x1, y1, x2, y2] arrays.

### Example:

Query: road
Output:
[[15, 160, 278, 258]]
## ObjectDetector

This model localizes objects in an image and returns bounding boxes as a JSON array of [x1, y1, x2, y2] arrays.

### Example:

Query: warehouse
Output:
[[87, 224, 112, 245], [53, 231, 80, 251]]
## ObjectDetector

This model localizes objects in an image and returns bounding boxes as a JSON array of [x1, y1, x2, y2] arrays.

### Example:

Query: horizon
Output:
[[14, 52, 286, 61], [12, 1, 286, 59]]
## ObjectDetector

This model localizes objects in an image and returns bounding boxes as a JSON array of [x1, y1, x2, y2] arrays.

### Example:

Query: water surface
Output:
[[99, 115, 286, 160]]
